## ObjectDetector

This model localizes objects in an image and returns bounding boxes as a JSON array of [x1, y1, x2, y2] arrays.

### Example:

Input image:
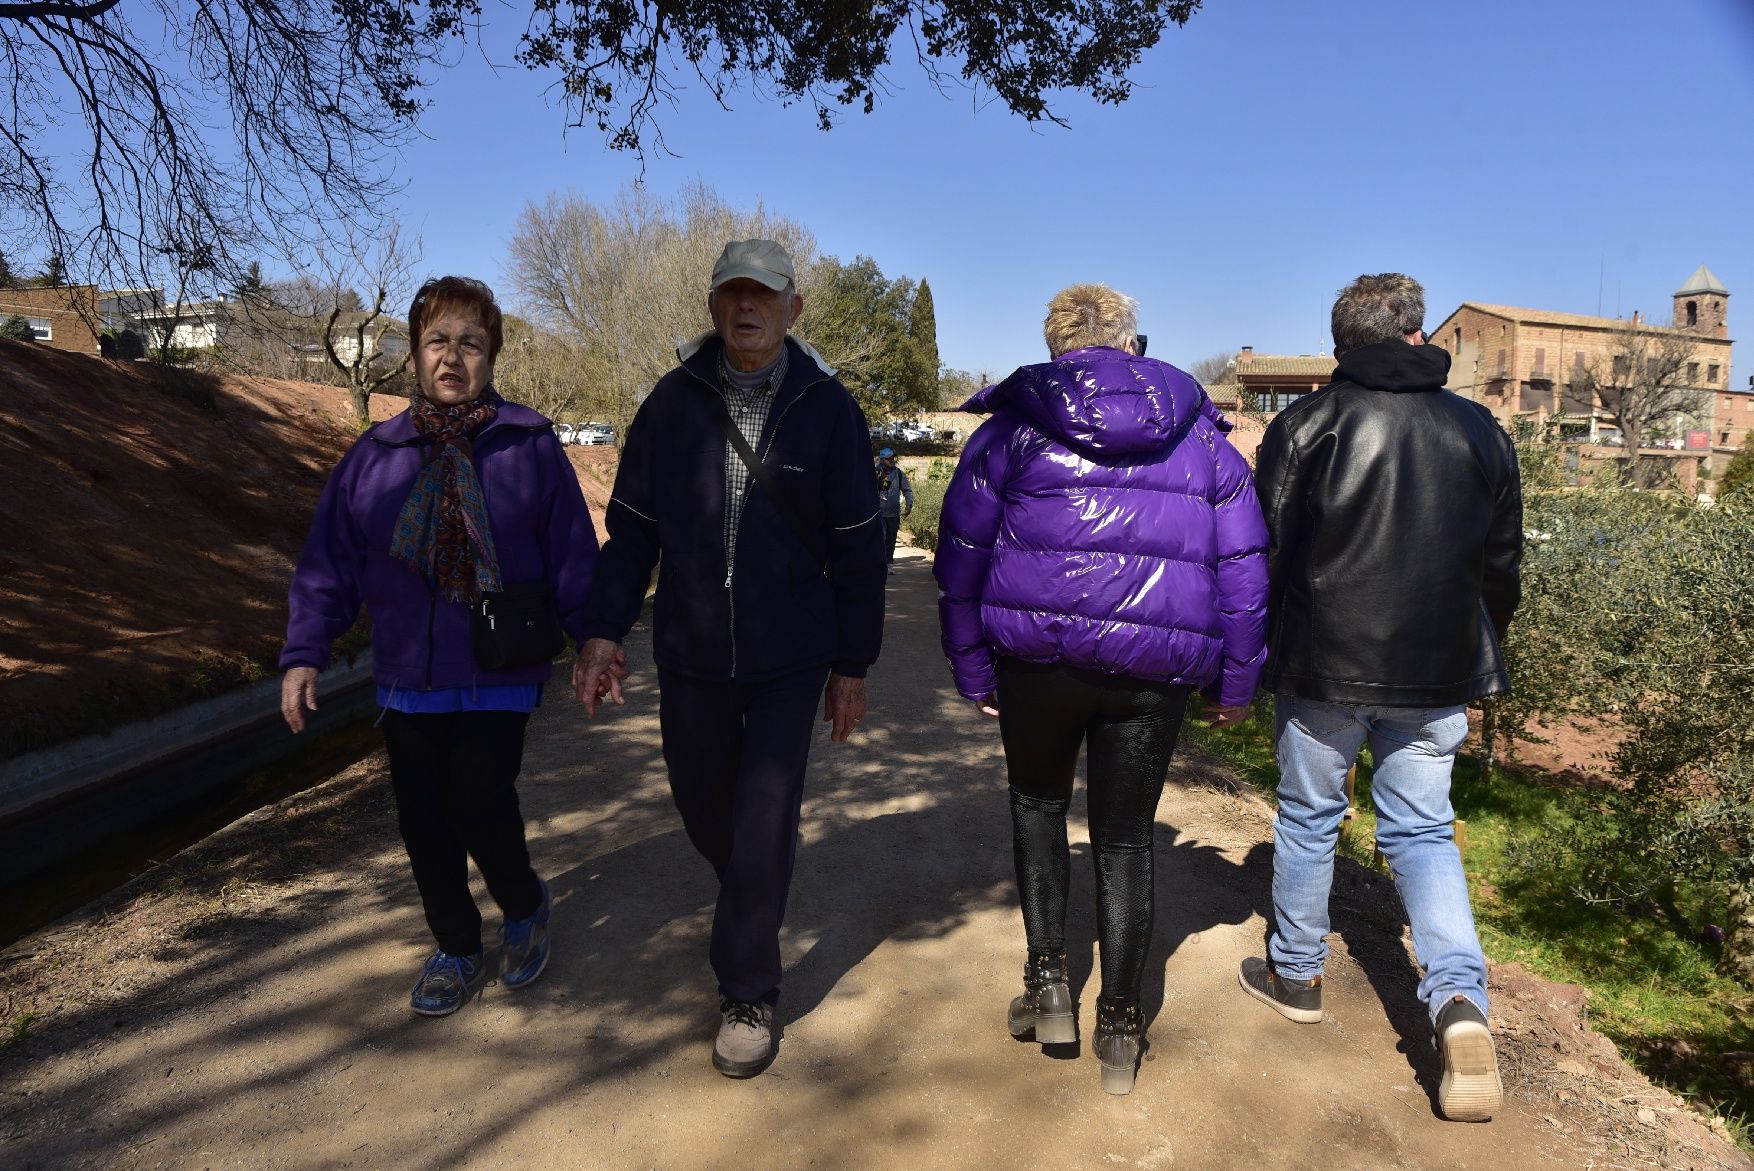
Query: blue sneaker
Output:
[[410, 949, 485, 1016], [499, 878, 551, 990]]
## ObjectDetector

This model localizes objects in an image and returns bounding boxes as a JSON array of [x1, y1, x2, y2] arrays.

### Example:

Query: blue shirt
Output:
[[376, 684, 542, 714]]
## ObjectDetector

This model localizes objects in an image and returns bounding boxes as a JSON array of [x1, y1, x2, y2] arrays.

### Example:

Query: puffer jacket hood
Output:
[[964, 347, 1224, 457], [936, 349, 1269, 707]]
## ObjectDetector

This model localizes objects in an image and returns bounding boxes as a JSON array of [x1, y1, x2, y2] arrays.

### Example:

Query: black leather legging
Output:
[[995, 658, 1190, 1007]]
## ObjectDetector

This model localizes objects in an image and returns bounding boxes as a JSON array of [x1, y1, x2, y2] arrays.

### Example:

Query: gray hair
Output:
[[1331, 273, 1425, 356]]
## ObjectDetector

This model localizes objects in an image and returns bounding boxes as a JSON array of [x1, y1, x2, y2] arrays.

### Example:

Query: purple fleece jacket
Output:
[[279, 398, 598, 689], [934, 347, 1268, 707]]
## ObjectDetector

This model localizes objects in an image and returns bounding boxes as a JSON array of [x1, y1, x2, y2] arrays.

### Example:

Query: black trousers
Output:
[[882, 514, 902, 564], [658, 664, 829, 1004], [995, 658, 1190, 1006], [381, 709, 544, 957]]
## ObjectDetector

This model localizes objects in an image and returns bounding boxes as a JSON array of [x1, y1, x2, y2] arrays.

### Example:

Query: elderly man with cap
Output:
[[573, 239, 886, 1078]]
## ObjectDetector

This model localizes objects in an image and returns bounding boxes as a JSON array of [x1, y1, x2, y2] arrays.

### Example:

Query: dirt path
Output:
[[1, 548, 1745, 1170]]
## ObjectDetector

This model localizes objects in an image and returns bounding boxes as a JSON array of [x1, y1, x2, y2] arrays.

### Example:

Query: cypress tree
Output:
[[908, 278, 941, 410]]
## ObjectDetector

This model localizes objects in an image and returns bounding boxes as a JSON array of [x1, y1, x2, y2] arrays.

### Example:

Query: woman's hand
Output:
[[280, 667, 319, 733], [823, 673, 868, 741], [974, 693, 1000, 718], [1200, 703, 1251, 728], [572, 638, 628, 717]]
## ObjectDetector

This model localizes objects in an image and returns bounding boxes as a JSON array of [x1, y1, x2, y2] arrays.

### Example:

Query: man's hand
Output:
[[1200, 703, 1251, 728], [974, 693, 999, 718], [572, 638, 628, 717], [280, 667, 319, 734], [823, 673, 868, 742]]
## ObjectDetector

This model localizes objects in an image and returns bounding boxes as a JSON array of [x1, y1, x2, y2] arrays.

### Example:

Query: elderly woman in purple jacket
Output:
[[936, 284, 1268, 1094], [279, 276, 598, 1017]]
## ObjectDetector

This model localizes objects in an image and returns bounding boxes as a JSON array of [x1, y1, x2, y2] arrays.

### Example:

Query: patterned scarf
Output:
[[390, 389, 504, 602]]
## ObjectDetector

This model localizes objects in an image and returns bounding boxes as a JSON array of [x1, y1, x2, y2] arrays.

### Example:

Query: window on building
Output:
[[1532, 347, 1546, 376], [1519, 383, 1548, 412], [1708, 364, 1720, 384], [1453, 327, 1461, 351], [1496, 347, 1507, 376], [1613, 355, 1631, 377], [1574, 350, 1585, 370], [27, 317, 51, 341], [1690, 363, 1701, 384], [1687, 300, 1698, 327]]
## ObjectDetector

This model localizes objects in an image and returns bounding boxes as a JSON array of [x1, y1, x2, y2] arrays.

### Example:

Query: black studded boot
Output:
[[1007, 950, 1075, 1044], [1094, 998, 1143, 1094]]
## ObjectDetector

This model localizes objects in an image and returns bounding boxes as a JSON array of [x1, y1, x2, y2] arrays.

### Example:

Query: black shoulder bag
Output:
[[472, 579, 566, 671], [688, 380, 829, 578]]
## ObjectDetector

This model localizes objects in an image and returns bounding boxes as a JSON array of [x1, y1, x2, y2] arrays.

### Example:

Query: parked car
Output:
[[872, 420, 934, 444], [554, 423, 577, 444], [576, 423, 616, 446]]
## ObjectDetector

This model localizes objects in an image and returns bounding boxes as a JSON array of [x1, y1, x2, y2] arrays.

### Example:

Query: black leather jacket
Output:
[[1255, 341, 1522, 706]]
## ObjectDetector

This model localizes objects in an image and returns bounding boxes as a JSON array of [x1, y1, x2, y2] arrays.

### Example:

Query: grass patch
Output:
[[1185, 697, 1753, 1143]]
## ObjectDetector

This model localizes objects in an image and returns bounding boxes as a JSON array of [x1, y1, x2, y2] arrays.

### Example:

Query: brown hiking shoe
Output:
[[1238, 956, 1323, 1023]]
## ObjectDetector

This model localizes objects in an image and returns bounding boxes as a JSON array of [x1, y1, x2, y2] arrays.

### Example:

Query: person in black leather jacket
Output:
[[1236, 273, 1522, 1124]]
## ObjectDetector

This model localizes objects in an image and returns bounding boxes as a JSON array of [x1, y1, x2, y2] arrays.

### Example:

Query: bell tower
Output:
[[1674, 265, 1728, 338]]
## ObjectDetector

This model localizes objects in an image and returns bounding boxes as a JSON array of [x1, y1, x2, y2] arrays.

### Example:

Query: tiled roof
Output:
[[1237, 355, 1336, 377], [1676, 265, 1727, 295], [1459, 303, 1689, 332]]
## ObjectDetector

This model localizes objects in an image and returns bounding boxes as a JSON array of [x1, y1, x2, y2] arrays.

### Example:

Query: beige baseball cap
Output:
[[710, 239, 796, 292]]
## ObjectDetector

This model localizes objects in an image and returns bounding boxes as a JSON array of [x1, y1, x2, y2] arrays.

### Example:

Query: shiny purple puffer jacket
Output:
[[934, 347, 1269, 707]]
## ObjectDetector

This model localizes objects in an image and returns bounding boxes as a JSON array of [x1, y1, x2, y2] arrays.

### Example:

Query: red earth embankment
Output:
[[0, 340, 614, 759]]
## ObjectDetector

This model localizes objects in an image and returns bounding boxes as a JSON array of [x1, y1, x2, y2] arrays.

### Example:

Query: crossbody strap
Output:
[[688, 379, 829, 577]]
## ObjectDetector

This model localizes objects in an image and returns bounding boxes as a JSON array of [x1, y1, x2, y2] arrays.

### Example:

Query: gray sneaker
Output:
[[1435, 995, 1502, 1121], [712, 998, 777, 1078]]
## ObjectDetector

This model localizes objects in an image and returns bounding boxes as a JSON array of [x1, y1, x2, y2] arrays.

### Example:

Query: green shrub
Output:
[[1721, 446, 1754, 499], [902, 479, 948, 552], [0, 314, 34, 342]]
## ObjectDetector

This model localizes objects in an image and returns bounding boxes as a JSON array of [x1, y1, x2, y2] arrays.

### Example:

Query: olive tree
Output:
[[1495, 446, 1754, 981]]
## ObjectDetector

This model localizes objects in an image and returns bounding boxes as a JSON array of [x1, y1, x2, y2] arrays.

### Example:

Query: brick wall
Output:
[[0, 285, 101, 355]]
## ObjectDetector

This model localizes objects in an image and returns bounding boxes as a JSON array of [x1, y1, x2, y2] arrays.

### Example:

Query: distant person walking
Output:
[[875, 447, 914, 571], [1236, 273, 1522, 1123], [936, 283, 1268, 1094], [279, 276, 598, 1017], [572, 240, 886, 1079]]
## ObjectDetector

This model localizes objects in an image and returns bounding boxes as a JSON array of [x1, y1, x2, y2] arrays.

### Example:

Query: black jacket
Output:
[[1255, 341, 1522, 706], [580, 336, 886, 682]]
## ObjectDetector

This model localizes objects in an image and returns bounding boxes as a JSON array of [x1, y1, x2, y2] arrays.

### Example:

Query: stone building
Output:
[[1429, 266, 1734, 449], [0, 285, 102, 355]]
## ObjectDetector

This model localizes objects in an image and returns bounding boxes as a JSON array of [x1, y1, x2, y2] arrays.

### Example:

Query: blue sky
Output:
[[384, 0, 1753, 387], [46, 0, 1754, 387]]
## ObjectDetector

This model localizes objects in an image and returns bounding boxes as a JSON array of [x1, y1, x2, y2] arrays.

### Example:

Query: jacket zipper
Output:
[[687, 360, 831, 680], [423, 582, 437, 687]]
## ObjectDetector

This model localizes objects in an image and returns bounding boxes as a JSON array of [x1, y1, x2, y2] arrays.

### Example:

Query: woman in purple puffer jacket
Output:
[[935, 284, 1268, 1094]]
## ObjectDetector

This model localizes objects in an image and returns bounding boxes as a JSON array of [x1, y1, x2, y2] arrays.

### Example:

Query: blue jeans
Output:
[[1267, 695, 1489, 1022]]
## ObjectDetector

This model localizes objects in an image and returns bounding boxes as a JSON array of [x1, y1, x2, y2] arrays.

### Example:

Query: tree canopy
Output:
[[805, 255, 940, 421], [2, 0, 1204, 294]]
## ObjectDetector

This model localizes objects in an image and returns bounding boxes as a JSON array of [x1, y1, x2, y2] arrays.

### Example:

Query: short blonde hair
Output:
[[1043, 283, 1139, 358]]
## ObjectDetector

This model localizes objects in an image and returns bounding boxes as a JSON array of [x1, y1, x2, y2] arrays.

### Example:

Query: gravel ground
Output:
[[1, 548, 1746, 1170]]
